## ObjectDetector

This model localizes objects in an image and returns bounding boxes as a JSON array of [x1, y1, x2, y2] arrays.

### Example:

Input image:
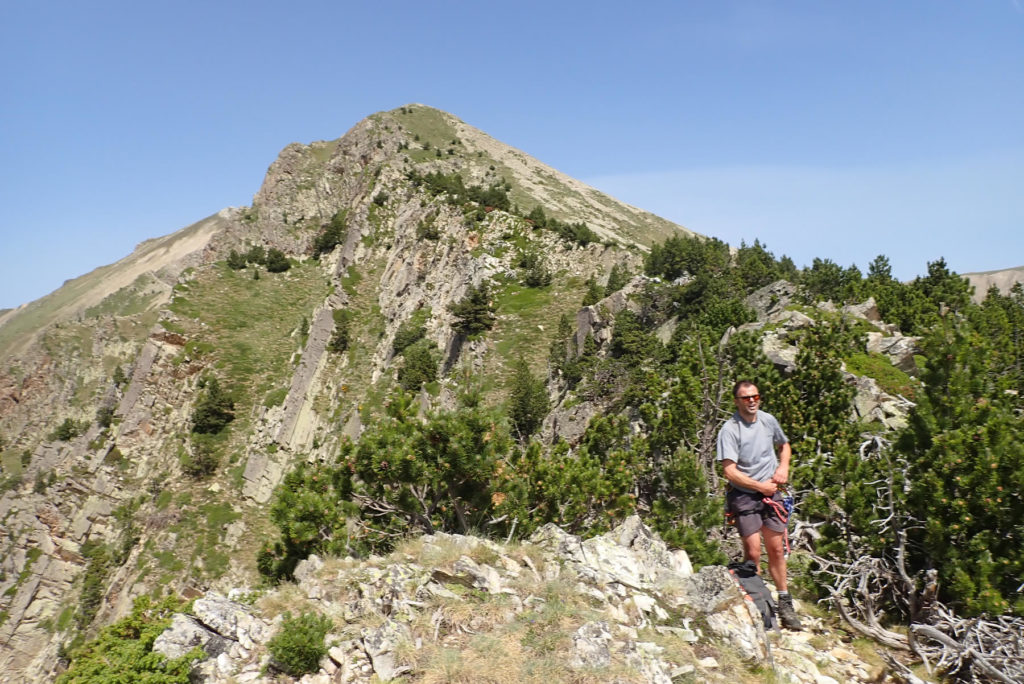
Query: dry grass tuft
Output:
[[255, 582, 316, 620]]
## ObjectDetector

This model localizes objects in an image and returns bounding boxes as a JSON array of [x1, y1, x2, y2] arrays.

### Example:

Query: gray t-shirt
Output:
[[716, 410, 788, 494]]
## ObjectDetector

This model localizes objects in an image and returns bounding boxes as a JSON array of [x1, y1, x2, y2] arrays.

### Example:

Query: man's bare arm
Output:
[[772, 442, 791, 484], [722, 460, 777, 496]]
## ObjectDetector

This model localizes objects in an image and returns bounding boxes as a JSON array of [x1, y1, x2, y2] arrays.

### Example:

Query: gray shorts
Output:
[[727, 488, 786, 538]]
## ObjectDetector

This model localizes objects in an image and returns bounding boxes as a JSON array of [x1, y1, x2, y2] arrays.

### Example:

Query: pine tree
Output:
[[605, 263, 630, 296], [898, 315, 1024, 615], [581, 276, 604, 306], [191, 377, 235, 434], [226, 249, 247, 270], [265, 248, 291, 273], [327, 310, 350, 353], [449, 282, 496, 336], [397, 339, 438, 390], [508, 357, 548, 441], [313, 210, 348, 256], [735, 239, 779, 292]]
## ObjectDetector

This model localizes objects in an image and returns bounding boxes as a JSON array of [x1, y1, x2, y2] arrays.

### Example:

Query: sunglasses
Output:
[[736, 394, 761, 402]]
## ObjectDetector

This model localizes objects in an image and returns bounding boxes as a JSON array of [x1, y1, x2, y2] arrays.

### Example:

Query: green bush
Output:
[[392, 311, 428, 354], [76, 541, 111, 629], [181, 435, 219, 479], [313, 210, 348, 256], [264, 248, 291, 273], [245, 245, 266, 265], [267, 611, 332, 677], [328, 310, 351, 353], [226, 250, 247, 270], [449, 282, 496, 337], [581, 276, 603, 307], [508, 357, 548, 440], [50, 418, 85, 442], [259, 392, 515, 574], [57, 595, 199, 684], [397, 339, 438, 390], [519, 251, 552, 288], [190, 377, 234, 435], [604, 263, 630, 296], [416, 215, 440, 240], [95, 405, 115, 429]]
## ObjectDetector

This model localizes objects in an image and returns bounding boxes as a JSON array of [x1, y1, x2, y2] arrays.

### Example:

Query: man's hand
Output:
[[771, 464, 789, 485], [723, 460, 778, 497]]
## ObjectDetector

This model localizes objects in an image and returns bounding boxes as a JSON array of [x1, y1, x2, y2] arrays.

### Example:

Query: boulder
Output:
[[744, 280, 799, 320], [361, 619, 411, 681], [192, 594, 271, 650], [153, 614, 233, 660], [841, 296, 882, 323], [865, 332, 920, 376]]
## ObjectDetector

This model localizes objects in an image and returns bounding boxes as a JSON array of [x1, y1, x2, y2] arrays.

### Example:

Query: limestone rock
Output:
[[192, 594, 272, 650], [865, 332, 920, 375], [570, 620, 613, 668], [744, 279, 799, 320], [841, 296, 882, 323], [153, 614, 233, 660], [361, 619, 411, 681]]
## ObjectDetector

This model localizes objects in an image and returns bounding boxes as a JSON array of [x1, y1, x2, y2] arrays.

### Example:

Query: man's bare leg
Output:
[[763, 527, 787, 591], [741, 531, 762, 567]]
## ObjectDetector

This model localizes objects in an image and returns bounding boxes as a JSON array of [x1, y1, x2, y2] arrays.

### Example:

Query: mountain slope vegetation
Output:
[[1, 105, 1022, 683]]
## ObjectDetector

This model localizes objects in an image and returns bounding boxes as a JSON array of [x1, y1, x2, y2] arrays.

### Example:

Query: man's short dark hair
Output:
[[733, 380, 757, 397]]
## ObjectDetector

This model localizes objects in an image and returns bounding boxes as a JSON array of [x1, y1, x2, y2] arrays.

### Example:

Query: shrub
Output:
[[245, 245, 266, 265], [416, 214, 440, 240], [393, 309, 429, 354], [190, 377, 234, 435], [604, 263, 630, 296], [264, 248, 291, 273], [581, 276, 603, 307], [50, 418, 84, 442], [76, 541, 111, 629], [508, 357, 548, 440], [95, 405, 115, 429], [226, 250, 247, 270], [449, 282, 496, 337], [327, 310, 351, 353], [313, 211, 348, 257], [268, 612, 332, 677], [182, 435, 219, 479], [519, 251, 552, 288], [397, 339, 438, 390], [57, 596, 199, 684]]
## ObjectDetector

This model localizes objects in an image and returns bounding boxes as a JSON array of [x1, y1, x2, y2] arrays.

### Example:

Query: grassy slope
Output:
[[0, 214, 224, 364], [138, 258, 331, 585]]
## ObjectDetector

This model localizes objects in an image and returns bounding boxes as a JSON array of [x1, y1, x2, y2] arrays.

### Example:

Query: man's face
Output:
[[734, 385, 761, 419]]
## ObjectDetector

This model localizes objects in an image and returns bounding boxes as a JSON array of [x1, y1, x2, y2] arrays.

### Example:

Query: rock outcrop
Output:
[[145, 518, 880, 683]]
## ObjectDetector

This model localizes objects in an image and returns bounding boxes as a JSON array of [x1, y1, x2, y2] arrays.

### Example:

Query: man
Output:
[[717, 380, 803, 630]]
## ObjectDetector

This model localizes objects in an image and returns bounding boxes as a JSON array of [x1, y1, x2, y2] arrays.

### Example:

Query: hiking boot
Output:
[[777, 594, 803, 631]]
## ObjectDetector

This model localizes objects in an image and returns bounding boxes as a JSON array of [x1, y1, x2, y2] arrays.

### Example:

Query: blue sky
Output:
[[1, 1, 1022, 309]]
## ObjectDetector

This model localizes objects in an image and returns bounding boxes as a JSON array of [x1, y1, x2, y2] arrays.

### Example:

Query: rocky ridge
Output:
[[146, 517, 885, 684]]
